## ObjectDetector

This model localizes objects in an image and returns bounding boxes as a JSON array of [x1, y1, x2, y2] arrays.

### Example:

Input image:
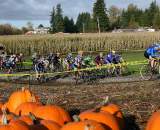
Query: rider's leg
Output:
[[150, 59, 154, 68], [67, 64, 70, 71]]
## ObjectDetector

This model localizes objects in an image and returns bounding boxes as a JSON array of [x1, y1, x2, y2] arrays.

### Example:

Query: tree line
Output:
[[50, 0, 160, 33], [0, 22, 34, 35]]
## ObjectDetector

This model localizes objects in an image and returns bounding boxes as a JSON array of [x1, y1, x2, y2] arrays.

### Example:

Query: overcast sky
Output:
[[0, 0, 159, 27]]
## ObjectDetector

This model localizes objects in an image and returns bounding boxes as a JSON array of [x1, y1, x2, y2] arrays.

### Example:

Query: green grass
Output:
[[122, 51, 145, 62], [122, 51, 147, 74]]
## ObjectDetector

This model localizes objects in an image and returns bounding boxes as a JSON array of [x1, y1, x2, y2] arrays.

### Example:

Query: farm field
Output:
[[0, 32, 160, 55]]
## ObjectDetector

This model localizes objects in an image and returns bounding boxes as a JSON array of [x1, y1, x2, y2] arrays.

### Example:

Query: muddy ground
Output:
[[0, 79, 159, 130]]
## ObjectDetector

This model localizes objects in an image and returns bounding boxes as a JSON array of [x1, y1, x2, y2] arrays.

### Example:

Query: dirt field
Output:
[[0, 79, 160, 130]]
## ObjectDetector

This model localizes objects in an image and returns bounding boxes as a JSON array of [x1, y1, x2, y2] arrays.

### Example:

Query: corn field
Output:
[[0, 32, 160, 55]]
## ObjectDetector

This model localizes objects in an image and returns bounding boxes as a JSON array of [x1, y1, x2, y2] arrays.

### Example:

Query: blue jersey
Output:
[[104, 53, 122, 64], [146, 47, 159, 57], [104, 53, 114, 64]]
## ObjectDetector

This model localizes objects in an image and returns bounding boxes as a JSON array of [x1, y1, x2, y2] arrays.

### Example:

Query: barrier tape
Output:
[[0, 60, 148, 77]]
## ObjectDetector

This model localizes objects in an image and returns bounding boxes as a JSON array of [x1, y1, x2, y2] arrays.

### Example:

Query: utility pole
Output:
[[83, 23, 85, 33], [97, 17, 101, 34]]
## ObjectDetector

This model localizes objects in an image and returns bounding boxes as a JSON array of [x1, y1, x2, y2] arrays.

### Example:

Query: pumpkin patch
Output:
[[0, 87, 129, 130]]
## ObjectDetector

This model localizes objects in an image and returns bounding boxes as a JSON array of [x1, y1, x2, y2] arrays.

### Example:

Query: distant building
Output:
[[146, 28, 155, 32], [34, 27, 50, 34], [112, 28, 156, 33], [25, 27, 50, 35]]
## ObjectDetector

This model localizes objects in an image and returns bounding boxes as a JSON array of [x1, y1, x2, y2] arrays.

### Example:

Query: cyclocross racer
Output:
[[95, 52, 104, 66], [82, 55, 95, 68], [73, 51, 84, 70], [104, 50, 116, 64], [64, 53, 74, 70], [144, 44, 160, 68], [35, 57, 45, 80]]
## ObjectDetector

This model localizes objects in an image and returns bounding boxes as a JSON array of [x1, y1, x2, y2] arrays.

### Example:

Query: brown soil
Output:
[[0, 79, 160, 130]]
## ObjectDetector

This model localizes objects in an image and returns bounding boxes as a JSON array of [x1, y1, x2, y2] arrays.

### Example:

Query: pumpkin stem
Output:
[[29, 112, 40, 124], [73, 115, 80, 122], [95, 96, 109, 110], [1, 108, 8, 125], [101, 96, 109, 106]]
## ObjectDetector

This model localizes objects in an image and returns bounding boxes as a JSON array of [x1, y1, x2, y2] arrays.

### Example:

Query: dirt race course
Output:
[[0, 78, 159, 130]]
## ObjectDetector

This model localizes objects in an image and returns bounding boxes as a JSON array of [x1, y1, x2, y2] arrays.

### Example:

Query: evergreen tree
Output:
[[120, 4, 143, 28], [50, 7, 56, 33], [64, 16, 76, 33], [147, 1, 159, 26], [38, 24, 44, 28], [128, 15, 139, 29], [55, 4, 64, 32], [93, 0, 110, 32], [153, 12, 160, 29], [76, 12, 92, 32]]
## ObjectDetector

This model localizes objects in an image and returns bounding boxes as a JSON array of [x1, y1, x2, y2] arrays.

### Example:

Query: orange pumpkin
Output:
[[16, 113, 61, 130], [0, 119, 30, 130], [61, 120, 107, 130], [15, 102, 42, 116], [33, 105, 71, 126], [5, 87, 39, 113], [100, 104, 124, 129], [0, 103, 4, 114], [79, 111, 120, 130], [146, 111, 160, 130], [40, 120, 61, 130], [29, 120, 61, 130], [17, 115, 34, 125]]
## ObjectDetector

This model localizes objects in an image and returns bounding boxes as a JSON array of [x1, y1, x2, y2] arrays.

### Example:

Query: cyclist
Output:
[[64, 53, 74, 70], [0, 52, 6, 70], [144, 44, 160, 69], [52, 53, 63, 71], [113, 54, 124, 64], [95, 52, 104, 66], [83, 55, 95, 68], [32, 52, 38, 68], [16, 53, 24, 70], [35, 56, 45, 80], [104, 50, 116, 64], [47, 53, 54, 64], [5, 54, 16, 73], [73, 51, 84, 70]]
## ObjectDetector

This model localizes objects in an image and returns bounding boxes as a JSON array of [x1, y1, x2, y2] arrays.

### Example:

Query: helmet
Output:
[[112, 50, 116, 54], [100, 52, 103, 57], [153, 43, 160, 50]]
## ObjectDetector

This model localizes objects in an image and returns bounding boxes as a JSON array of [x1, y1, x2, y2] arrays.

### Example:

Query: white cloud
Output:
[[0, 0, 159, 20]]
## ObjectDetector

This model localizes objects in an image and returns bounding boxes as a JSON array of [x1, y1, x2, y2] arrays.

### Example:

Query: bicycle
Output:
[[140, 58, 160, 80]]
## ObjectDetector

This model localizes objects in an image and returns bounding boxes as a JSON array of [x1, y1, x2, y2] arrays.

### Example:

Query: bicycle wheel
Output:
[[154, 62, 160, 74], [140, 64, 153, 80]]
